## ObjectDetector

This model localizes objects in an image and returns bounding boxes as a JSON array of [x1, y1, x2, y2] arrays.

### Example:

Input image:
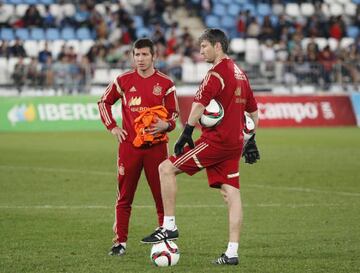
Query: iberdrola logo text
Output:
[[6, 103, 121, 126]]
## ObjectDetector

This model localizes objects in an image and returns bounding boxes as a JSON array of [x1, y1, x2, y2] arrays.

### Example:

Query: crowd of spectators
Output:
[[0, 0, 359, 93]]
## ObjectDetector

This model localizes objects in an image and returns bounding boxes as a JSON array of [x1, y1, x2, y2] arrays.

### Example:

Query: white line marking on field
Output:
[[0, 165, 114, 176], [0, 203, 350, 210], [1, 165, 359, 197], [248, 184, 360, 197]]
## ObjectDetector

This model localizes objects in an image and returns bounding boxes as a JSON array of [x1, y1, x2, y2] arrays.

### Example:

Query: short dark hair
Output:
[[198, 28, 229, 53], [133, 38, 155, 56]]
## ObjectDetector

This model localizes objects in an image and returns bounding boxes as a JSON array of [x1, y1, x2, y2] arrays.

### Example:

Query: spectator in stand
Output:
[[43, 5, 56, 28], [38, 42, 52, 64], [305, 15, 324, 38], [0, 1, 10, 27], [40, 56, 54, 90], [67, 46, 77, 63], [236, 10, 247, 38], [200, 0, 213, 19], [9, 38, 27, 58], [78, 56, 93, 93], [12, 57, 27, 94], [0, 40, 10, 57], [57, 43, 68, 61], [155, 42, 168, 74], [74, 3, 91, 28], [338, 44, 360, 87], [68, 56, 81, 94], [246, 16, 261, 38], [22, 5, 43, 27], [152, 23, 166, 45], [328, 16, 346, 41], [53, 55, 71, 95], [275, 14, 292, 42], [260, 15, 275, 41], [162, 6, 176, 27], [165, 28, 178, 56], [166, 45, 184, 81], [27, 57, 41, 88], [260, 39, 276, 79], [94, 46, 108, 67], [318, 45, 337, 90]]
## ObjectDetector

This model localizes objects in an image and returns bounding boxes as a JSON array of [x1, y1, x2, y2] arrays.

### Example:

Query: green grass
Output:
[[0, 128, 360, 273]]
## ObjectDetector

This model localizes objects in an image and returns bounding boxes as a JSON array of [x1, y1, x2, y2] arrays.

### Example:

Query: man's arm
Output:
[[242, 110, 260, 164], [248, 110, 259, 130], [187, 102, 206, 126], [174, 102, 205, 156], [98, 81, 128, 143]]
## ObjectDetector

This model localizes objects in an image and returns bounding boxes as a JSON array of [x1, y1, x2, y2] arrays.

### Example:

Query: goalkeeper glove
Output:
[[242, 134, 260, 164], [174, 123, 195, 156]]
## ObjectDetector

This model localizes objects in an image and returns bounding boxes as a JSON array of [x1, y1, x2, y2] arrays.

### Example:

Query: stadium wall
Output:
[[177, 94, 357, 128], [0, 93, 357, 132]]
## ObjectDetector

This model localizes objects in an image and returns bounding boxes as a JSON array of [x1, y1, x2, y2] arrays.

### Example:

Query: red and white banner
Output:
[[178, 95, 357, 127]]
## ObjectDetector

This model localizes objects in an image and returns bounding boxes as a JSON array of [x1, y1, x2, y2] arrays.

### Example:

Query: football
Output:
[[244, 113, 255, 141], [199, 99, 224, 128], [150, 240, 180, 267]]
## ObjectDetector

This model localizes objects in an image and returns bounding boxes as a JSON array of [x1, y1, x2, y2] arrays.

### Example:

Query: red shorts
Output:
[[169, 138, 242, 189]]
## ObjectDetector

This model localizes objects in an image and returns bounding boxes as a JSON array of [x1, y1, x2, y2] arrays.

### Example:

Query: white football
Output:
[[150, 241, 180, 267], [199, 99, 224, 128], [244, 113, 255, 141]]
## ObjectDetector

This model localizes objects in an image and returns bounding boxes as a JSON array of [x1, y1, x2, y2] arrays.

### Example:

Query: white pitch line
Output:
[[248, 184, 360, 197], [1, 165, 359, 197], [0, 165, 114, 176], [0, 203, 350, 210]]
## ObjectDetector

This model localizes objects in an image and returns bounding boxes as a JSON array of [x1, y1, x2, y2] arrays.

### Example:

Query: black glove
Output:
[[174, 124, 195, 156], [242, 134, 260, 164]]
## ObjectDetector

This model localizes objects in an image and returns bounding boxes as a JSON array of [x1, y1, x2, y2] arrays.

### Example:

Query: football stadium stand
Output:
[[0, 0, 359, 95]]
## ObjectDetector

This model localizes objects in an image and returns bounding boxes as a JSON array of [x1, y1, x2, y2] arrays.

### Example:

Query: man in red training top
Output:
[[98, 38, 179, 256], [141, 29, 260, 265]]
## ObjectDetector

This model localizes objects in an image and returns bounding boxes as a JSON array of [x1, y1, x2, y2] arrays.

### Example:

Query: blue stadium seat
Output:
[[40, 0, 55, 4], [76, 27, 92, 40], [221, 16, 236, 29], [24, 0, 38, 4], [136, 27, 151, 38], [137, 27, 151, 38], [45, 28, 60, 40], [205, 15, 220, 28], [227, 3, 241, 17], [219, 0, 232, 4], [347, 25, 359, 39], [133, 15, 144, 28], [15, 28, 30, 40], [31, 28, 45, 41], [0, 28, 14, 41], [61, 27, 76, 40], [212, 3, 227, 17], [7, 0, 22, 4], [257, 3, 271, 16], [242, 3, 256, 15]]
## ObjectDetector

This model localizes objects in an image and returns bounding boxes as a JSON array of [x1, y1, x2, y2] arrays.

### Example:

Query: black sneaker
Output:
[[212, 253, 239, 265], [108, 243, 126, 256], [140, 227, 179, 244]]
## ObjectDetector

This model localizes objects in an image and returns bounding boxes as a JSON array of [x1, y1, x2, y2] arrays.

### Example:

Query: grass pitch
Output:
[[0, 128, 359, 273]]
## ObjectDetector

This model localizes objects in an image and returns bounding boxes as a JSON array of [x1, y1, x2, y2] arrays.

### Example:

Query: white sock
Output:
[[163, 216, 176, 230], [119, 242, 126, 249], [225, 242, 238, 258]]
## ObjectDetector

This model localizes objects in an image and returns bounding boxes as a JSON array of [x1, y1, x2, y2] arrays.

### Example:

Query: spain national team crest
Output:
[[152, 84, 162, 96]]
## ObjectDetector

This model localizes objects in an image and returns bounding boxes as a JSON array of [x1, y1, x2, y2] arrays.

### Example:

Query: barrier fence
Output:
[[0, 93, 358, 132]]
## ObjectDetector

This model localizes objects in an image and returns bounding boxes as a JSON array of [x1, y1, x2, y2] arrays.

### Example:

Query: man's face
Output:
[[133, 47, 154, 72], [200, 40, 216, 63]]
